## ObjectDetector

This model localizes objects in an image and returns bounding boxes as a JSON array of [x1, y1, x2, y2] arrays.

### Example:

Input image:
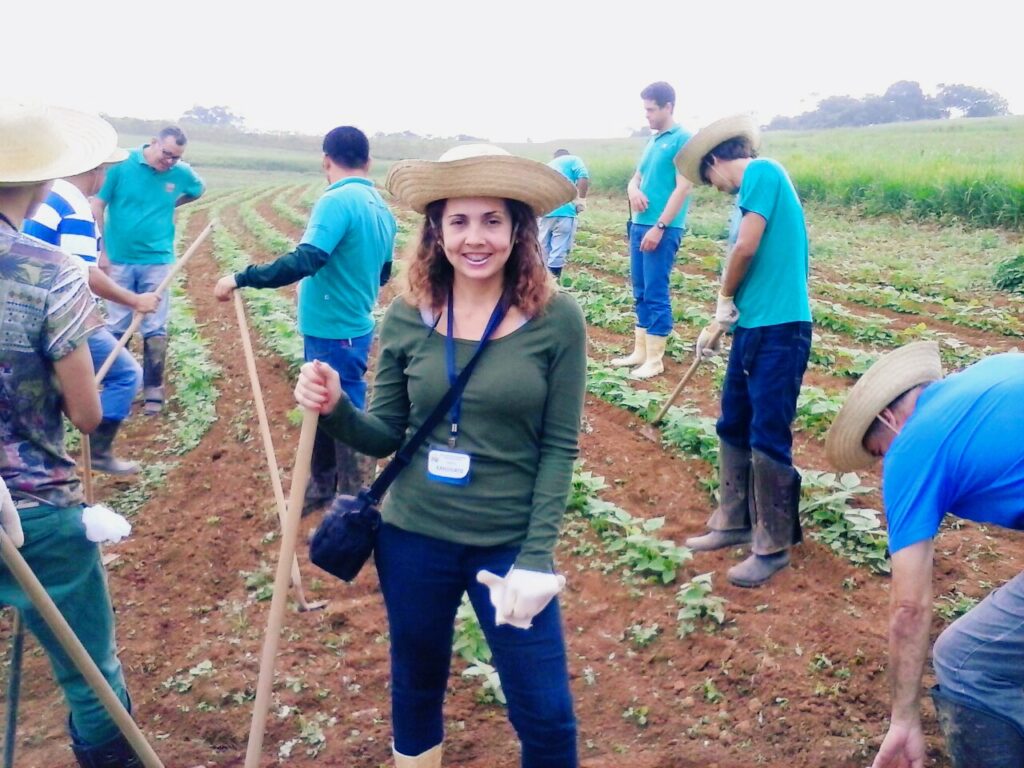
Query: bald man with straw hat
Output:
[[825, 342, 1024, 768], [0, 101, 148, 767], [676, 114, 812, 588]]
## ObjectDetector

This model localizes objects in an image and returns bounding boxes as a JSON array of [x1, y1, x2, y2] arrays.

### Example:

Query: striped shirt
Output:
[[23, 179, 98, 280]]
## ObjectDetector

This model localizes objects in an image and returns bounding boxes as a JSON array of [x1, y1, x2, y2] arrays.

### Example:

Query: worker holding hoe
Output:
[[826, 342, 1024, 768], [676, 114, 812, 588]]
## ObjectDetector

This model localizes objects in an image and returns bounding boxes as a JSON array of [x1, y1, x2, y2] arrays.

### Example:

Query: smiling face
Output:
[[438, 197, 514, 291], [147, 136, 185, 172]]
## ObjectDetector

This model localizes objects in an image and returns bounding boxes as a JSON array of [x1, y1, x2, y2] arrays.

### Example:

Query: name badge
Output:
[[427, 446, 472, 486]]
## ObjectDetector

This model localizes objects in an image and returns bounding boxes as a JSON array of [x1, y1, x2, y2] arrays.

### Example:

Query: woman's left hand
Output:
[[477, 567, 566, 629], [294, 360, 344, 415]]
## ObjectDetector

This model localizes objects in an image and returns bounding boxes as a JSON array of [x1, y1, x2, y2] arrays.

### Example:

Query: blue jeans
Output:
[[717, 322, 812, 465], [375, 524, 577, 767], [304, 333, 374, 502], [105, 263, 172, 339], [0, 505, 130, 746], [628, 223, 683, 337], [933, 570, 1024, 733], [538, 217, 578, 270], [88, 328, 142, 421]]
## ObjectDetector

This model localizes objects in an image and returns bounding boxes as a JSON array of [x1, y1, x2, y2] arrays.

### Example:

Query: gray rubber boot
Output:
[[932, 685, 1024, 768], [686, 441, 753, 551], [89, 419, 140, 475], [728, 450, 802, 588], [142, 336, 167, 416]]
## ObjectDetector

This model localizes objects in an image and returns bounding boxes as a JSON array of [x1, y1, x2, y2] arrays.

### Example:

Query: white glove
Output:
[[695, 323, 724, 360], [574, 198, 587, 213], [82, 504, 132, 544], [476, 567, 566, 629], [0, 475, 24, 548], [714, 293, 739, 328]]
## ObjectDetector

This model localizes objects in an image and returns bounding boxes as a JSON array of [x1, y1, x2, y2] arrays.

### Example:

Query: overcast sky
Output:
[[8, 0, 1019, 142]]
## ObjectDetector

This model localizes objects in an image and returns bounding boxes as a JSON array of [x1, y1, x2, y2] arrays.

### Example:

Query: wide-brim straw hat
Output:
[[825, 341, 944, 472], [103, 146, 129, 164], [385, 144, 577, 215], [0, 102, 120, 186], [675, 114, 761, 186]]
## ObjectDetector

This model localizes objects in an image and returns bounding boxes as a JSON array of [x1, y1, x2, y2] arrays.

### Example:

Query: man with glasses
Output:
[[92, 126, 205, 415]]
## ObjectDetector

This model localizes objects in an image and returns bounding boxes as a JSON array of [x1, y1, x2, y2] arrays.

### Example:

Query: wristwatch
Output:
[[655, 221, 667, 230]]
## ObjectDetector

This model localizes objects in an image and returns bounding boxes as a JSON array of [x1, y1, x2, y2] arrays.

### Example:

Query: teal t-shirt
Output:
[[632, 124, 691, 229], [298, 177, 396, 339], [544, 155, 589, 218], [732, 158, 811, 328], [97, 147, 205, 265]]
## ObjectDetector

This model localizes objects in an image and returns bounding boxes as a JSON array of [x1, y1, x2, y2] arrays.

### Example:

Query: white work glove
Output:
[[82, 504, 132, 544], [476, 567, 566, 629], [0, 475, 24, 548], [714, 293, 739, 328], [695, 322, 724, 360], [574, 198, 588, 214]]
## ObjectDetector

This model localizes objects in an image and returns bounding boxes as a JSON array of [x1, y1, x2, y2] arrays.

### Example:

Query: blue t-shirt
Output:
[[632, 125, 691, 229], [297, 177, 396, 339], [884, 353, 1024, 553], [543, 155, 589, 218], [733, 158, 811, 328]]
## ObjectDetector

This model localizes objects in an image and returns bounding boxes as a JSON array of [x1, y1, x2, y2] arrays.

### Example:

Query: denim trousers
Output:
[[304, 333, 374, 499], [88, 328, 143, 421], [0, 504, 130, 746], [538, 216, 578, 270], [105, 263, 172, 339], [375, 524, 577, 767], [628, 223, 683, 337], [932, 570, 1024, 733], [716, 322, 812, 465]]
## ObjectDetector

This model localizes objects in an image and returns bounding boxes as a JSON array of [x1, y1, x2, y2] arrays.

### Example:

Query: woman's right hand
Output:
[[294, 360, 344, 415]]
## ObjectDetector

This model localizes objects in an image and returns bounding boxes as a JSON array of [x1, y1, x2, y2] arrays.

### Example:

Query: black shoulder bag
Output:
[[309, 308, 502, 582]]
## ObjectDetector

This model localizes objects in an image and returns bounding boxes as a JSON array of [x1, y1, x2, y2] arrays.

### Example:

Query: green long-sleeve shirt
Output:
[[321, 292, 587, 571]]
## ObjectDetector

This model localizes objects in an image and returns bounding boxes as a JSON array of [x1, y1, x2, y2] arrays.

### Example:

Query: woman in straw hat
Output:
[[295, 144, 585, 767], [825, 342, 1024, 768], [0, 102, 145, 767], [675, 114, 812, 588]]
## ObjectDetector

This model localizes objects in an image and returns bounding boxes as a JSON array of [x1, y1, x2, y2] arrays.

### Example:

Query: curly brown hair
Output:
[[401, 198, 555, 317]]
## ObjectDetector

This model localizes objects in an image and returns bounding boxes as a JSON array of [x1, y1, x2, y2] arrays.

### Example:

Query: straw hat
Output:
[[103, 146, 129, 165], [385, 144, 577, 215], [675, 114, 761, 186], [0, 102, 120, 186], [824, 341, 944, 471]]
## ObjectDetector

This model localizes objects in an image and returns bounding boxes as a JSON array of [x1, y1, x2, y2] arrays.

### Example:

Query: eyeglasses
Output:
[[159, 148, 183, 163]]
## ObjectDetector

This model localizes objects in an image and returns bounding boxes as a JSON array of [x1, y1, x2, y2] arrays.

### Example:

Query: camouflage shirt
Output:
[[0, 225, 102, 507]]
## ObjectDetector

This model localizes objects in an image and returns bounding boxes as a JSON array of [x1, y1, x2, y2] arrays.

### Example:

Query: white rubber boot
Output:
[[611, 327, 647, 367], [394, 743, 443, 767], [630, 334, 668, 380]]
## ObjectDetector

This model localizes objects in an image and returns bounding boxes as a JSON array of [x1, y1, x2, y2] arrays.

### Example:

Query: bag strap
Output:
[[363, 307, 503, 504]]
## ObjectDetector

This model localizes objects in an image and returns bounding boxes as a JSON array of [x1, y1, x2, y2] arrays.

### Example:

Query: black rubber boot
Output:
[[728, 450, 802, 588], [70, 713, 143, 768], [686, 441, 752, 551], [550, 266, 563, 278], [90, 419, 140, 475], [142, 336, 167, 415], [932, 685, 1024, 768]]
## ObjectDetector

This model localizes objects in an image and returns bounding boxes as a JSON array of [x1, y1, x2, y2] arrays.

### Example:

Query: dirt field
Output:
[[2, 186, 1021, 768]]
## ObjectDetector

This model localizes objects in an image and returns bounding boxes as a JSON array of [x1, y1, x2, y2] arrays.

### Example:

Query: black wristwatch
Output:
[[655, 221, 667, 230]]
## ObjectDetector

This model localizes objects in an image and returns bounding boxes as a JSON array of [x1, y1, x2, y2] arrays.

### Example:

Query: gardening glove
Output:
[[695, 321, 724, 360], [714, 293, 739, 329], [82, 504, 132, 544], [477, 567, 566, 629], [574, 198, 588, 213], [0, 475, 24, 548]]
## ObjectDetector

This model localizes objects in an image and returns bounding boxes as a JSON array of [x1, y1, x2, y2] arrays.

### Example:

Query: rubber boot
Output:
[[549, 265, 563, 279], [394, 743, 443, 768], [611, 327, 647, 367], [70, 717, 143, 768], [89, 419, 140, 475], [303, 426, 339, 517], [686, 441, 753, 551], [932, 685, 1024, 768], [630, 334, 668, 380], [142, 336, 167, 416], [728, 450, 802, 588]]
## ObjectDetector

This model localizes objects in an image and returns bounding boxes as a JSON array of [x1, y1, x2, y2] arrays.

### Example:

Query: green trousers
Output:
[[0, 504, 129, 746]]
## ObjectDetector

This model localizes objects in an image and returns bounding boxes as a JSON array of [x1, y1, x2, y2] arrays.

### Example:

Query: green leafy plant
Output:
[[675, 573, 727, 637]]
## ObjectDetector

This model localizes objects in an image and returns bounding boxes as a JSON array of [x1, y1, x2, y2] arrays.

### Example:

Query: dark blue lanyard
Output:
[[445, 291, 506, 447]]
